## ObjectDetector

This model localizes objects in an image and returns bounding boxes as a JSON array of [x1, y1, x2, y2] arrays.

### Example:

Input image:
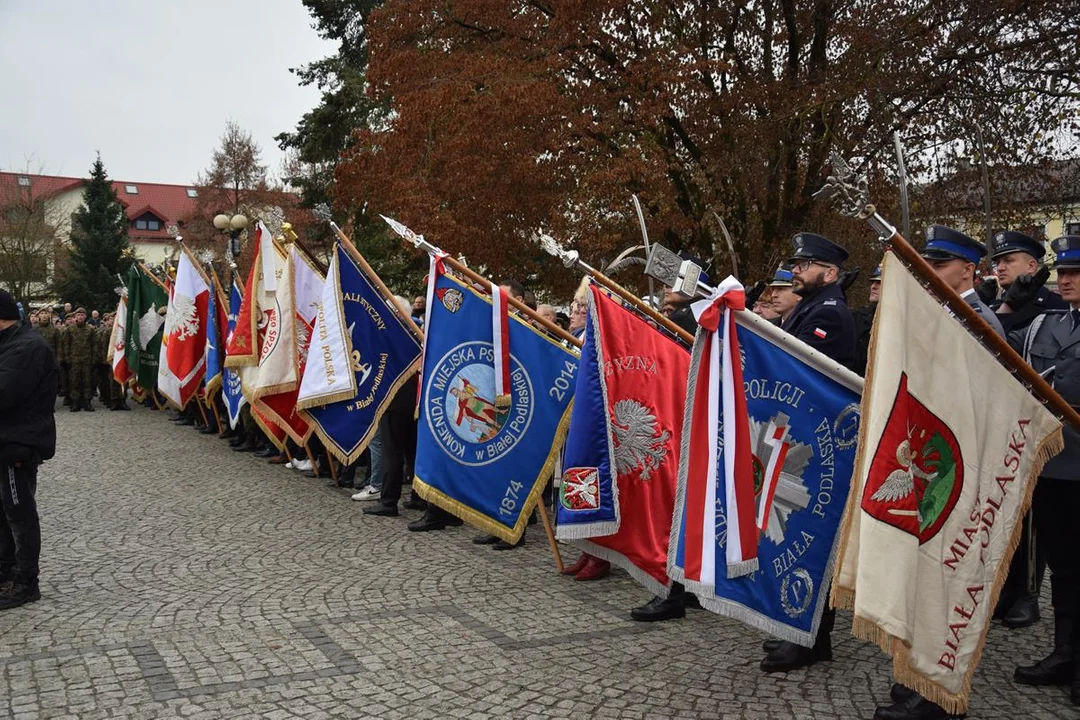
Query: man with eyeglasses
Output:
[[759, 232, 856, 674]]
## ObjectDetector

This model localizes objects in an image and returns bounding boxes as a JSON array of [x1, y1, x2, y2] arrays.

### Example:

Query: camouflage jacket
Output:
[[61, 323, 96, 364]]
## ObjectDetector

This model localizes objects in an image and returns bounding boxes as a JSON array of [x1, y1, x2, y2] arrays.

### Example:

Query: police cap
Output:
[[920, 225, 986, 264], [788, 232, 848, 267]]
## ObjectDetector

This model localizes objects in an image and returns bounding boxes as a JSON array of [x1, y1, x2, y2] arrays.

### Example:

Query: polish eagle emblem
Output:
[[169, 293, 201, 341], [610, 399, 671, 481], [138, 303, 165, 349]]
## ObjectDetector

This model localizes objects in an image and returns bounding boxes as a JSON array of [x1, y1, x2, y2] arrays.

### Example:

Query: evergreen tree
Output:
[[55, 155, 132, 311]]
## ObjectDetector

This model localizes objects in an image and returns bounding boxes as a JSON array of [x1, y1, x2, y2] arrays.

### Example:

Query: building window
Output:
[[135, 219, 147, 230], [147, 219, 161, 231], [1067, 222, 1080, 236], [16, 176, 30, 187], [125, 184, 139, 194], [186, 188, 198, 198]]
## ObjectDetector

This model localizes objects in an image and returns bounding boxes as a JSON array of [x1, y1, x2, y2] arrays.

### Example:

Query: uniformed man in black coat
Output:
[[992, 230, 1067, 333], [990, 231, 1065, 629], [760, 232, 856, 673], [1012, 235, 1080, 706], [852, 263, 882, 377]]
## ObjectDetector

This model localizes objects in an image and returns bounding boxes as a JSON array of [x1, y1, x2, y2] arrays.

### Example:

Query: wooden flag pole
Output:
[[305, 444, 321, 479], [536, 502, 564, 573], [208, 393, 224, 434]]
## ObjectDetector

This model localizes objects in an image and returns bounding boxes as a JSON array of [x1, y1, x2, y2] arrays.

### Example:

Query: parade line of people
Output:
[[1, 222, 1079, 720]]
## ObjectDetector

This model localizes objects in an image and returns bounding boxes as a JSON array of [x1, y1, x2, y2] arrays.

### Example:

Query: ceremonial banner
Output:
[[555, 284, 689, 595], [203, 274, 224, 395], [302, 244, 422, 463], [225, 221, 275, 369], [832, 253, 1062, 713], [669, 305, 862, 647], [297, 249, 356, 408], [158, 247, 210, 409], [414, 271, 577, 543], [223, 281, 247, 429], [124, 265, 168, 390], [251, 245, 324, 443], [250, 241, 293, 400], [109, 293, 130, 384]]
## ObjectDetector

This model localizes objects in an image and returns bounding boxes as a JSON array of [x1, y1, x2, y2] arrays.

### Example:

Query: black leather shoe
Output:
[[630, 594, 686, 622], [116, 403, 131, 411], [177, 416, 194, 426], [890, 683, 916, 704], [1002, 594, 1040, 629], [0, 582, 41, 611], [473, 534, 500, 545], [228, 436, 245, 447], [873, 693, 957, 720], [199, 425, 218, 435], [762, 639, 781, 653], [253, 447, 277, 458], [1015, 653, 1074, 686], [402, 497, 426, 510], [70, 404, 81, 412], [84, 401, 94, 412], [363, 504, 400, 517], [760, 639, 831, 672], [232, 441, 258, 453], [408, 514, 447, 532], [492, 538, 523, 551]]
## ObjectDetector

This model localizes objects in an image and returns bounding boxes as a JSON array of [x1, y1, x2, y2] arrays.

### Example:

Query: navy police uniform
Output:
[[921, 225, 1005, 339], [990, 230, 1068, 333], [761, 233, 855, 675], [1011, 236, 1080, 705], [779, 233, 857, 371], [852, 264, 881, 377]]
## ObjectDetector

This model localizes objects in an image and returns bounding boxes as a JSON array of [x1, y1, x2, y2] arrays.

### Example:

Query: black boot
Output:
[[408, 507, 462, 532], [70, 402, 81, 412], [83, 399, 94, 412], [1003, 594, 1041, 629], [1015, 610, 1075, 685], [630, 590, 686, 622], [253, 446, 277, 458], [873, 693, 957, 720], [232, 435, 258, 453], [0, 581, 41, 611], [760, 608, 833, 672]]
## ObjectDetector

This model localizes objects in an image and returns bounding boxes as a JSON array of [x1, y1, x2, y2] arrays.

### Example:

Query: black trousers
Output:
[[1000, 510, 1045, 605], [0, 461, 40, 584], [376, 408, 418, 509], [1034, 476, 1080, 618]]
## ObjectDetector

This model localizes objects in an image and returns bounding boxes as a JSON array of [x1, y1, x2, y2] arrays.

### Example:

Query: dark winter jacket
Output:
[[0, 322, 58, 463]]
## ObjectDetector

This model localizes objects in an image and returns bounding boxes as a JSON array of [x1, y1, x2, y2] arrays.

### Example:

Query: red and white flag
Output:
[[687, 276, 758, 579], [109, 293, 131, 385], [158, 246, 210, 409]]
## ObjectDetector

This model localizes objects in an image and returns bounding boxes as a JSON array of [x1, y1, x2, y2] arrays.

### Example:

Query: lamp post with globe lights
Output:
[[213, 213, 248, 282]]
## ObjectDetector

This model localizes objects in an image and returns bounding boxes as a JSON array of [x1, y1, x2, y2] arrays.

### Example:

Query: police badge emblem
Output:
[[437, 287, 464, 313]]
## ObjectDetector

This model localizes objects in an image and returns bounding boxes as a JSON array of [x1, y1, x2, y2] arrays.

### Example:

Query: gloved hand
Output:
[[838, 266, 860, 298], [745, 280, 768, 308], [1002, 266, 1050, 310], [975, 276, 999, 306]]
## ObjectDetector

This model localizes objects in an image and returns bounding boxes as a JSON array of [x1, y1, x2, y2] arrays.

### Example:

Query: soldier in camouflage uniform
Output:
[[60, 308, 95, 412], [32, 310, 61, 397]]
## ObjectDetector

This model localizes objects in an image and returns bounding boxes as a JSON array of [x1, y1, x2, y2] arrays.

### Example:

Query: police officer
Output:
[[852, 264, 882, 377], [760, 232, 856, 673], [768, 264, 800, 326], [60, 308, 95, 412], [991, 230, 1067, 332], [919, 225, 1005, 338], [1012, 235, 1080, 706]]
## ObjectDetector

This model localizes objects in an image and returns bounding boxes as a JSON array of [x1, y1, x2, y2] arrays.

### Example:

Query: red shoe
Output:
[[574, 556, 611, 581], [561, 553, 590, 576]]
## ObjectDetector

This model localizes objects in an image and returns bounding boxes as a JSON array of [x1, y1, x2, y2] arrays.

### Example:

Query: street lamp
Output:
[[213, 213, 248, 267]]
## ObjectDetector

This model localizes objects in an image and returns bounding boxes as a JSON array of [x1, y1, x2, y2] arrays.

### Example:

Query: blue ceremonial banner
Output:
[[204, 279, 223, 393], [414, 271, 578, 543], [670, 314, 862, 646], [304, 244, 423, 464], [554, 307, 617, 533], [223, 281, 246, 429]]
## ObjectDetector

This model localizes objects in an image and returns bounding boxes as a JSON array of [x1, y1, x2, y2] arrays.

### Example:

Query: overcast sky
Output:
[[0, 0, 336, 185]]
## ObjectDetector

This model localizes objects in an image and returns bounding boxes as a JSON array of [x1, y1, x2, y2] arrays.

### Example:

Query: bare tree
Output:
[[0, 169, 67, 303]]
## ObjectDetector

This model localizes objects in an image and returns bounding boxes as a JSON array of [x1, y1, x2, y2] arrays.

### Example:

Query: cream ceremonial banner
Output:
[[296, 250, 356, 409], [250, 242, 295, 401], [832, 252, 1062, 713]]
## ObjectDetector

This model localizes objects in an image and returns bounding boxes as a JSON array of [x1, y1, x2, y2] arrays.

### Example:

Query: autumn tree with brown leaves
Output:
[[332, 0, 1079, 295]]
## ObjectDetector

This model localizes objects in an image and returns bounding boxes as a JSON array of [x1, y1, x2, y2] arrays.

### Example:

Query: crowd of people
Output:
[[1, 223, 1079, 720]]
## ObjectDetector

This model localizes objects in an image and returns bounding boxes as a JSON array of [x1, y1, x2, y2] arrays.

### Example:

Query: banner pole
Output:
[[305, 444, 321, 479], [208, 391, 224, 434], [536, 502, 564, 573]]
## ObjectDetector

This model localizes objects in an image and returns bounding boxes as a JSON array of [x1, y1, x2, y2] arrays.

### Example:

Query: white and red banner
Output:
[[252, 244, 325, 443], [109, 293, 130, 385], [158, 247, 210, 409], [832, 252, 1063, 713]]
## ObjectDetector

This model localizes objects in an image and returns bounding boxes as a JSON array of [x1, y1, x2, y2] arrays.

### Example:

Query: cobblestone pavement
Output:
[[0, 404, 1071, 719]]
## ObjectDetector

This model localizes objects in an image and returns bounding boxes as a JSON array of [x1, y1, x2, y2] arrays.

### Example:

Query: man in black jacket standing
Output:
[[0, 289, 57, 609]]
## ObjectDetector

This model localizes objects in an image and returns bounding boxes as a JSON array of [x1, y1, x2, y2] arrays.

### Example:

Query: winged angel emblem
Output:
[[610, 399, 671, 481]]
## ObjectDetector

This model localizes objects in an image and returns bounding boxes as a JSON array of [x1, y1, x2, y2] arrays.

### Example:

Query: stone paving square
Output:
[[0, 405, 1072, 718]]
